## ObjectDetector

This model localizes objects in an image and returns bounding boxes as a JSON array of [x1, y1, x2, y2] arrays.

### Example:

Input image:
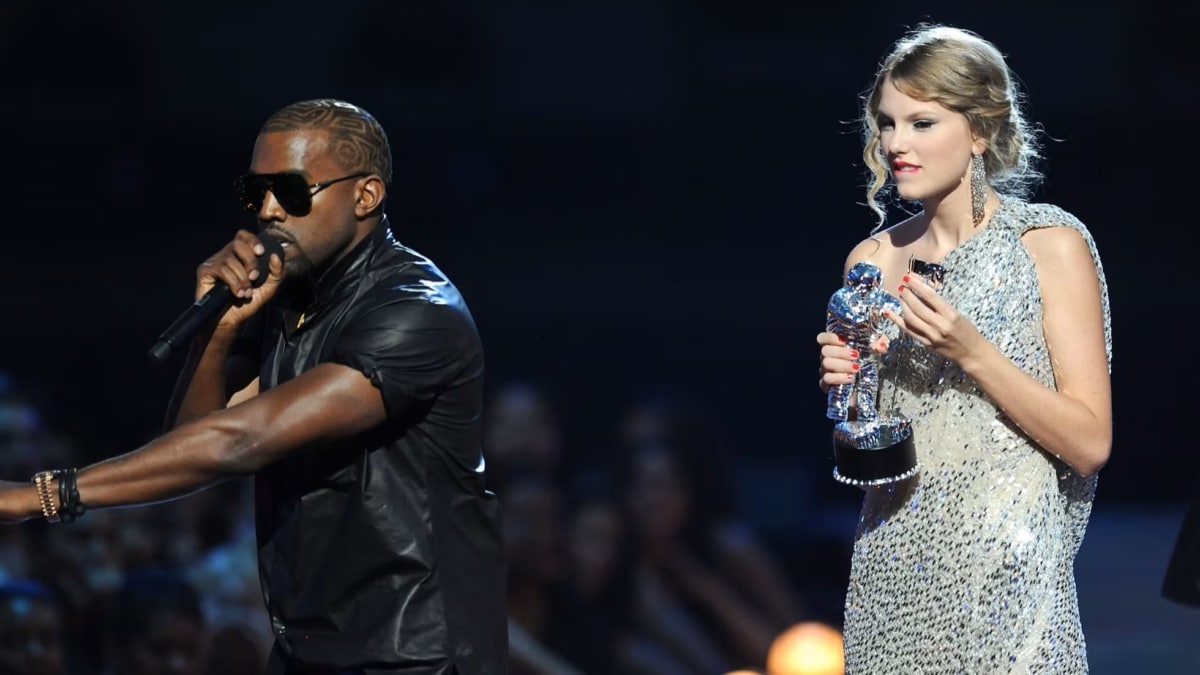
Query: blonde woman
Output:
[[817, 25, 1111, 673]]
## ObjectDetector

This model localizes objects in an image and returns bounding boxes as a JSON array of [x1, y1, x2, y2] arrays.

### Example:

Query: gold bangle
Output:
[[31, 471, 61, 524]]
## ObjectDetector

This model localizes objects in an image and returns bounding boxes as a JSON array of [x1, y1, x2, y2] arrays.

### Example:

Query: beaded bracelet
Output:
[[56, 468, 86, 524]]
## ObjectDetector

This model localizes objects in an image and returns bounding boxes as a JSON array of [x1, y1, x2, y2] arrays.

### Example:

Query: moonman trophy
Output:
[[826, 261, 919, 485]]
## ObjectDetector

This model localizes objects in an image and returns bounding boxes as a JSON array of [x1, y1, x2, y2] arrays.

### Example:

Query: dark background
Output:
[[0, 0, 1194, 635]]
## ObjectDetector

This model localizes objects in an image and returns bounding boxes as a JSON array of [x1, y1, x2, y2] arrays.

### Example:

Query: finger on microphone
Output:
[[257, 235, 286, 284]]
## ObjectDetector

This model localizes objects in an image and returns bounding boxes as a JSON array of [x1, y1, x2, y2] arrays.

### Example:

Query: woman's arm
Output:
[[890, 226, 1111, 475]]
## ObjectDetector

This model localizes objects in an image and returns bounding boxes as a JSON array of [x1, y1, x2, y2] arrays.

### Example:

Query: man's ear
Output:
[[355, 176, 386, 217]]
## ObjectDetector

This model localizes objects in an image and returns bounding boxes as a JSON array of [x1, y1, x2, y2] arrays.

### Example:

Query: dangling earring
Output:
[[970, 152, 987, 225]]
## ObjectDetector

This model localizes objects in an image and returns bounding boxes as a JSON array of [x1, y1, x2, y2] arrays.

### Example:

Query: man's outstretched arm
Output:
[[0, 362, 386, 523]]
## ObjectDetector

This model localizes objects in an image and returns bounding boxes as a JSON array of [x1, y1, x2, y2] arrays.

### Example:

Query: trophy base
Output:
[[832, 417, 919, 486]]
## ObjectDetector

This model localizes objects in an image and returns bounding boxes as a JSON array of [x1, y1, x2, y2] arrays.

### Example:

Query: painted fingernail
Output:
[[898, 285, 906, 293], [902, 274, 911, 283], [850, 349, 860, 359], [851, 363, 860, 371]]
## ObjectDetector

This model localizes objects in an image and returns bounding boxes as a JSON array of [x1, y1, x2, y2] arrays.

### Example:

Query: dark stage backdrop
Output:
[[0, 1, 1191, 517]]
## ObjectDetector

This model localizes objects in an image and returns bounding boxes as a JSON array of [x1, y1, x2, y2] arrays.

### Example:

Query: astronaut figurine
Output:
[[823, 261, 917, 485], [825, 261, 902, 423]]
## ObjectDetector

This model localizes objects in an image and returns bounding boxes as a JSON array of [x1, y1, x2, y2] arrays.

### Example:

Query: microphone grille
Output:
[[253, 235, 286, 288]]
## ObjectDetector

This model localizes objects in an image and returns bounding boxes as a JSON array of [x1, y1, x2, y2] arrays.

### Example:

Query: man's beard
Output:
[[282, 246, 316, 279]]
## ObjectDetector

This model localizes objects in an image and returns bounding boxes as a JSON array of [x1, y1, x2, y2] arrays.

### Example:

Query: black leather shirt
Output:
[[247, 219, 506, 673]]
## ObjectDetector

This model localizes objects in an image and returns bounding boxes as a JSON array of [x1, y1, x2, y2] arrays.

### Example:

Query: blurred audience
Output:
[[0, 580, 66, 675], [488, 381, 811, 674], [105, 569, 207, 675], [611, 392, 805, 673], [483, 379, 566, 484], [619, 391, 807, 629]]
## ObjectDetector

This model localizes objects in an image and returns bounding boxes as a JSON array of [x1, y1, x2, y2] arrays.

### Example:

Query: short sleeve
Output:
[[327, 299, 480, 419]]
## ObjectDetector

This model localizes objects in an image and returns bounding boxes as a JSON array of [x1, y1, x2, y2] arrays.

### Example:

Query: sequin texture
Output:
[[842, 198, 1111, 674]]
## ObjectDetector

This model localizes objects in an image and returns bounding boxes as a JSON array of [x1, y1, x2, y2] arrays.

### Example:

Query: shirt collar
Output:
[[309, 215, 393, 304], [278, 216, 393, 334]]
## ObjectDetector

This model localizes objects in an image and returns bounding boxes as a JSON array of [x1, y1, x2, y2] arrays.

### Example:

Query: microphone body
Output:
[[148, 237, 284, 365]]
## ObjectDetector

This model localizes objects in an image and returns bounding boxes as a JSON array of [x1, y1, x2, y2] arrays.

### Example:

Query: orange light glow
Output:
[[766, 622, 845, 675]]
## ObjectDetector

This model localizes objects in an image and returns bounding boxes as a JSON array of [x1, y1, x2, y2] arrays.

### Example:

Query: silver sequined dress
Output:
[[843, 198, 1111, 674]]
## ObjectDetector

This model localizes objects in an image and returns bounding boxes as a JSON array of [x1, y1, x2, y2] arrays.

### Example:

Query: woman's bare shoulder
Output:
[[844, 213, 923, 273]]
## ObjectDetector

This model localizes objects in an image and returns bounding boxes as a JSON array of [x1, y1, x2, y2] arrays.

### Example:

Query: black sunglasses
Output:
[[234, 172, 368, 216]]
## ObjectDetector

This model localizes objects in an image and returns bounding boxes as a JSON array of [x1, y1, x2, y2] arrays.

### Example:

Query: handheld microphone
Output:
[[148, 236, 285, 365]]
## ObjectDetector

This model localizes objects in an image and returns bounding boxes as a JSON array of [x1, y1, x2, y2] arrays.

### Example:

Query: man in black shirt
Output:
[[0, 99, 507, 674]]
